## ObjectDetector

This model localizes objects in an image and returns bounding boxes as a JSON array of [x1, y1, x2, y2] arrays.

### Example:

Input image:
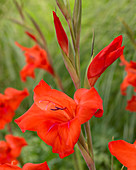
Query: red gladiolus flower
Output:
[[15, 79, 103, 158], [15, 42, 54, 82], [0, 134, 27, 164], [126, 95, 136, 112], [87, 35, 124, 87], [0, 87, 29, 129], [53, 11, 68, 56], [0, 161, 50, 170], [120, 55, 136, 95], [108, 140, 136, 170]]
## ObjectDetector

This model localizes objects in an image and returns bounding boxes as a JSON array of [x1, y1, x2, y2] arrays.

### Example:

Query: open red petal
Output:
[[126, 95, 136, 112], [20, 64, 35, 82], [15, 104, 48, 132], [34, 80, 76, 118], [23, 161, 50, 170], [37, 118, 81, 158], [120, 74, 129, 96], [108, 140, 136, 168], [15, 42, 29, 51], [5, 135, 27, 158], [120, 55, 129, 66], [0, 108, 15, 130], [4, 88, 29, 111], [74, 88, 103, 124]]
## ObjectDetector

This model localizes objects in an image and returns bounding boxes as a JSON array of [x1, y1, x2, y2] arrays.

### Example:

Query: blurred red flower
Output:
[[87, 35, 124, 87], [15, 79, 103, 158], [0, 134, 27, 164], [0, 164, 21, 170], [108, 140, 136, 170], [15, 42, 54, 82], [53, 11, 68, 56], [0, 87, 29, 129], [126, 95, 136, 112], [0, 161, 50, 170], [120, 55, 136, 95]]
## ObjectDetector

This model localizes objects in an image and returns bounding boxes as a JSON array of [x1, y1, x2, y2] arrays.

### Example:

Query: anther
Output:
[[51, 106, 66, 111]]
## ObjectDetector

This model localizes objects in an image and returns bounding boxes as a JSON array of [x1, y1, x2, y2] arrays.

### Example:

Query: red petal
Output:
[[15, 42, 29, 51], [25, 31, 37, 42], [20, 64, 35, 82], [4, 88, 29, 111], [34, 80, 76, 119], [37, 118, 81, 158], [53, 11, 68, 56], [126, 95, 136, 112], [23, 161, 50, 170], [120, 75, 129, 96], [105, 46, 124, 68], [108, 140, 136, 168], [0, 109, 15, 130], [120, 55, 129, 66], [87, 35, 124, 86], [74, 88, 103, 124], [5, 135, 27, 158], [15, 104, 48, 132], [0, 163, 21, 170]]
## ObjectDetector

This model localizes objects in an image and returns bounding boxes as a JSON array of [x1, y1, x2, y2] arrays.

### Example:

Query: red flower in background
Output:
[[0, 87, 29, 129], [0, 134, 27, 164], [0, 164, 21, 170], [0, 161, 50, 170], [126, 95, 136, 112], [53, 11, 68, 56], [108, 140, 136, 170], [87, 35, 124, 87], [15, 42, 54, 82], [120, 55, 136, 95], [15, 79, 103, 158]]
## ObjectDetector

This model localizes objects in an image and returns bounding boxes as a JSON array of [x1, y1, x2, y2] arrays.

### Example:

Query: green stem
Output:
[[78, 131, 89, 153], [67, 19, 81, 86], [75, 145, 84, 170], [77, 141, 95, 170], [73, 152, 79, 170], [84, 121, 94, 158], [121, 166, 124, 170], [85, 121, 96, 169], [7, 123, 13, 134]]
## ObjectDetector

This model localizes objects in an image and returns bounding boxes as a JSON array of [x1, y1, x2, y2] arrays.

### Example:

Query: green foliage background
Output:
[[0, 0, 136, 169]]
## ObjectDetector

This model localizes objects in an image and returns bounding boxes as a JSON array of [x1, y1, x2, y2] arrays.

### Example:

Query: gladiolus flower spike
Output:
[[15, 79, 103, 158], [87, 35, 124, 87]]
